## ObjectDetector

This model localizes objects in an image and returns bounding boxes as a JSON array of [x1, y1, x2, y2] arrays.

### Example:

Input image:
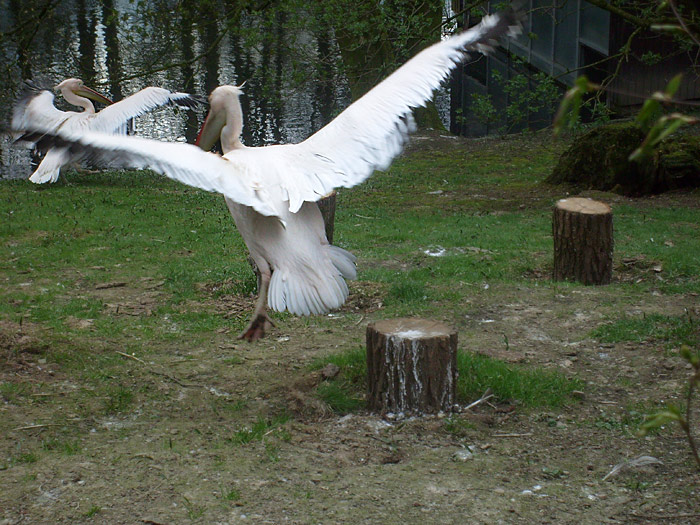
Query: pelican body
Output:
[[13, 11, 522, 340], [196, 85, 357, 339], [13, 78, 199, 183]]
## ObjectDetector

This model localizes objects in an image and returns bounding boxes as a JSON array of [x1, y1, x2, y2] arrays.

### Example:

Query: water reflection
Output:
[[0, 0, 351, 180]]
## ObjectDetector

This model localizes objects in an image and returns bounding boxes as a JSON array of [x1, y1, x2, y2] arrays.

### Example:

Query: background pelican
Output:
[[13, 78, 200, 183], [14, 11, 521, 340]]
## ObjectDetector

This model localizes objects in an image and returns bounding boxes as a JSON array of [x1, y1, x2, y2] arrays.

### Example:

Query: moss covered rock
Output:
[[547, 122, 700, 195]]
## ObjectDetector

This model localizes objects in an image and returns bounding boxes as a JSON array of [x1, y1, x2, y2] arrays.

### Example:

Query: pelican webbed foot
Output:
[[238, 312, 274, 341]]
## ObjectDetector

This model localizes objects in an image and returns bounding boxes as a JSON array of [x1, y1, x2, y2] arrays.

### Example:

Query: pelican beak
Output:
[[74, 85, 114, 105], [195, 109, 226, 151]]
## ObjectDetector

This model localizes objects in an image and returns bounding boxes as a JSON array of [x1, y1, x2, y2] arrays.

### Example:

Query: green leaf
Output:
[[665, 73, 683, 97], [638, 407, 683, 436], [636, 98, 661, 130], [680, 345, 700, 368], [553, 76, 598, 135]]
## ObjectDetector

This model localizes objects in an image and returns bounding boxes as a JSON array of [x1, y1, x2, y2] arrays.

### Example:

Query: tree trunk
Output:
[[366, 318, 457, 416], [552, 197, 613, 285], [317, 191, 336, 245]]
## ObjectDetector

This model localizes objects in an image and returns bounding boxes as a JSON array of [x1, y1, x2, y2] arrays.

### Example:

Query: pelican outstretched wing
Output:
[[226, 9, 521, 212], [16, 129, 280, 217], [91, 87, 201, 134], [12, 88, 69, 137]]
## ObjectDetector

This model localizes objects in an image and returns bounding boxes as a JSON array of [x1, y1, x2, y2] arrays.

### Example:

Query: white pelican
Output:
[[195, 84, 358, 340], [14, 11, 521, 340], [13, 78, 200, 184]]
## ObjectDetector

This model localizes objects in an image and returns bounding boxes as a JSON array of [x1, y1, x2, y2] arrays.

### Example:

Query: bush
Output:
[[547, 121, 700, 195]]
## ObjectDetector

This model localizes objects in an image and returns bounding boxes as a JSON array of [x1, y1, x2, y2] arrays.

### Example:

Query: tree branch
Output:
[[582, 0, 651, 29]]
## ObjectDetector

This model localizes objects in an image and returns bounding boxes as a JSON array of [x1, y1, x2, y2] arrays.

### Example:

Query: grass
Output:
[[591, 312, 698, 348], [311, 346, 581, 411], [228, 415, 291, 446], [1, 135, 699, 498], [310, 347, 366, 413], [2, 132, 700, 524], [455, 351, 583, 408]]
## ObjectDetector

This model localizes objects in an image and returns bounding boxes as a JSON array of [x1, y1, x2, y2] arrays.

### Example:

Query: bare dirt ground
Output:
[[2, 134, 700, 524]]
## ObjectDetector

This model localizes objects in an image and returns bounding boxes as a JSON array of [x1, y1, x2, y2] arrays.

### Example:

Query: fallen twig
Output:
[[13, 423, 59, 431], [492, 432, 533, 438], [464, 389, 494, 411], [116, 351, 147, 365], [116, 351, 202, 388]]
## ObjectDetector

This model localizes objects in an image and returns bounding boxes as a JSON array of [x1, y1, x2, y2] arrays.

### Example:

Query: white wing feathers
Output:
[[91, 87, 199, 134], [12, 91, 69, 136], [229, 11, 520, 213], [36, 131, 280, 217]]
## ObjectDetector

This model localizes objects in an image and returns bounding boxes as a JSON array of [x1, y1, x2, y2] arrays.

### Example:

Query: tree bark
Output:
[[317, 191, 336, 245], [366, 318, 457, 416], [552, 197, 613, 285]]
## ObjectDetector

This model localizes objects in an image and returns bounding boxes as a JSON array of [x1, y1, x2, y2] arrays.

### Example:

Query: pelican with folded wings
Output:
[[13, 78, 199, 183], [14, 11, 521, 340]]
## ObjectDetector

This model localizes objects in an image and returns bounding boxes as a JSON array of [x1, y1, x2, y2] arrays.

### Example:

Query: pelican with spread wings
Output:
[[13, 78, 199, 183], [14, 11, 521, 340]]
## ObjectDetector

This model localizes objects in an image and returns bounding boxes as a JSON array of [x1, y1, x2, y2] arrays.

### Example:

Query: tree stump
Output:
[[552, 197, 613, 285], [366, 318, 458, 416], [317, 191, 336, 244]]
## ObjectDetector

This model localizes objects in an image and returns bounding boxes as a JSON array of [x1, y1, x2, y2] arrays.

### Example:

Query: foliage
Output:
[[639, 345, 700, 470], [310, 347, 366, 414], [456, 351, 582, 408], [310, 345, 582, 413], [469, 68, 561, 135], [553, 1, 700, 158], [591, 312, 698, 349], [548, 117, 700, 194]]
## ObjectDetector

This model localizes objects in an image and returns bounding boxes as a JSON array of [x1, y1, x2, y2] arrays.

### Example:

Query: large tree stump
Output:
[[366, 318, 457, 416], [552, 197, 613, 285]]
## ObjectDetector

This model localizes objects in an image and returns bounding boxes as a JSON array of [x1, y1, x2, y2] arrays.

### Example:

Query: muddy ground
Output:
[[2, 133, 700, 524]]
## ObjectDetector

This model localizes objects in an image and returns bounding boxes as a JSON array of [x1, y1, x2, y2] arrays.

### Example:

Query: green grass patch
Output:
[[82, 505, 102, 518], [592, 313, 698, 348], [310, 347, 366, 414], [41, 437, 82, 455], [456, 351, 582, 408], [310, 346, 580, 412], [228, 415, 290, 446], [102, 386, 135, 415]]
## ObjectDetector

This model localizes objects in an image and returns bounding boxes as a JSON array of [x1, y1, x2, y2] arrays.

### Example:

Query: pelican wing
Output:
[[18, 129, 279, 217], [91, 87, 200, 134], [12, 89, 70, 136], [244, 10, 520, 213]]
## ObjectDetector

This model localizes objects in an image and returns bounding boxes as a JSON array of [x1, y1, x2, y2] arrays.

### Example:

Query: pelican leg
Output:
[[238, 267, 274, 341]]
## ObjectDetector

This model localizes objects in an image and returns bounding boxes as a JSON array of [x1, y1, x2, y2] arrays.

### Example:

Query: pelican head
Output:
[[54, 78, 113, 112], [196, 83, 247, 153]]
